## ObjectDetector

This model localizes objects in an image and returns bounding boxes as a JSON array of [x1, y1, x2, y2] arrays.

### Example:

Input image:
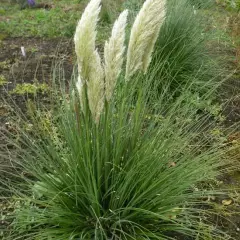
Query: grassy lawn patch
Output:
[[0, 0, 124, 40], [0, 0, 87, 38]]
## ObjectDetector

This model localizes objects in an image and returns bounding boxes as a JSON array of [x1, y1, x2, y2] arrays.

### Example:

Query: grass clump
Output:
[[150, 0, 219, 95], [124, 0, 220, 97], [1, 0, 239, 239]]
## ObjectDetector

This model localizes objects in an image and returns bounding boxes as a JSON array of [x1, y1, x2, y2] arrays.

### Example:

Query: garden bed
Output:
[[0, 0, 240, 239]]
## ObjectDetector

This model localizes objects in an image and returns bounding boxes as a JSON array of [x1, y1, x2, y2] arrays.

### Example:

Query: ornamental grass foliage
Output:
[[147, 0, 219, 96], [0, 0, 239, 239], [123, 0, 219, 98]]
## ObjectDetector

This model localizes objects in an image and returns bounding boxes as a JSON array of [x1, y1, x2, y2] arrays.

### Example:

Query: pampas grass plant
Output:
[[150, 0, 219, 95], [1, 0, 239, 239], [125, 0, 219, 97], [2, 68, 237, 240]]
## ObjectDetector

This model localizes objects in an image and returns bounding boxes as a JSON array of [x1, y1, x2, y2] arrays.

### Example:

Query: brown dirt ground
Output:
[[0, 37, 73, 127]]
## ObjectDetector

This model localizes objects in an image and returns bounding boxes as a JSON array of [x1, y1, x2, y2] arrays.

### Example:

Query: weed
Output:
[[10, 82, 49, 95], [0, 61, 11, 71], [0, 75, 8, 86], [217, 0, 240, 10]]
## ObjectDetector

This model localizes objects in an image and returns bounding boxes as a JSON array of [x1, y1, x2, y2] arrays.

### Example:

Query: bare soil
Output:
[[0, 37, 73, 123]]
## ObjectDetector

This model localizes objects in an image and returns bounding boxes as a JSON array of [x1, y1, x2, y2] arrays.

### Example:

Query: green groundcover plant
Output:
[[0, 0, 239, 239]]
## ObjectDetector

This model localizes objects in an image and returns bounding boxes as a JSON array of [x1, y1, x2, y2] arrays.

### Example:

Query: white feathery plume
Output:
[[126, 0, 166, 79], [74, 0, 105, 123], [74, 0, 102, 83], [104, 10, 128, 101], [87, 51, 105, 123], [76, 75, 84, 109]]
